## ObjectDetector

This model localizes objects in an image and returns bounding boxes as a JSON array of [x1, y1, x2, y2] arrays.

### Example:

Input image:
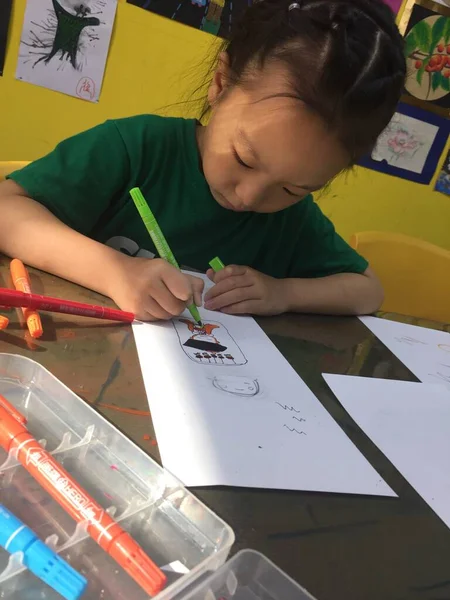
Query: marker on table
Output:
[[0, 503, 87, 600], [0, 288, 135, 323], [209, 256, 225, 273], [0, 393, 167, 597], [10, 259, 43, 339], [130, 187, 203, 326]]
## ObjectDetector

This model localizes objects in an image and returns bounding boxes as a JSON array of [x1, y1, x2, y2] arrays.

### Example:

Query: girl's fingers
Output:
[[205, 285, 258, 311], [188, 275, 205, 306], [204, 274, 250, 303], [151, 279, 189, 316], [220, 300, 257, 315], [210, 265, 248, 285], [142, 295, 176, 321]]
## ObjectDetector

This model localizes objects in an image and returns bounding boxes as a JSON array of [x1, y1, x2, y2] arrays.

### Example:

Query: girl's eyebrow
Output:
[[238, 130, 325, 191]]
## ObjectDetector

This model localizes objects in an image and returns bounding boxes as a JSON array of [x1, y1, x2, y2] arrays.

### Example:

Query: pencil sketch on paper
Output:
[[395, 336, 427, 346], [16, 0, 117, 101], [173, 318, 247, 366], [438, 344, 450, 353], [212, 375, 259, 397], [371, 113, 438, 174]]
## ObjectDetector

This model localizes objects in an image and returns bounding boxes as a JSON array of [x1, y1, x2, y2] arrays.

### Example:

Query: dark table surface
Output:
[[0, 255, 449, 600]]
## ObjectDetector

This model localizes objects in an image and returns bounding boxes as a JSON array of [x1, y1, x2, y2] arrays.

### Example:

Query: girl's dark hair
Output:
[[222, 0, 406, 162]]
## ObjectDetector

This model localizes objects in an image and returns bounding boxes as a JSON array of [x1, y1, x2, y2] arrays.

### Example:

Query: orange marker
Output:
[[0, 316, 8, 330], [10, 259, 43, 339]]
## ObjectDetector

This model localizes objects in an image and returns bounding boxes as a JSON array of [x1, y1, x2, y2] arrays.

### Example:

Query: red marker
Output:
[[0, 394, 167, 596], [0, 288, 134, 323]]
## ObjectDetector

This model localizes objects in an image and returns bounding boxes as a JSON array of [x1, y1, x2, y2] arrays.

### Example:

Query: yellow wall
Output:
[[1, 0, 449, 249]]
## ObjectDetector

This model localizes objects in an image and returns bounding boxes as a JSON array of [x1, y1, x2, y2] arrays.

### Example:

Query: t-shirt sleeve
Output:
[[7, 121, 130, 236], [286, 197, 368, 278]]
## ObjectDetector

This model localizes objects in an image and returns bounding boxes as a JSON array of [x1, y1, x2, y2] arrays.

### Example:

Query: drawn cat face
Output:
[[213, 376, 259, 397]]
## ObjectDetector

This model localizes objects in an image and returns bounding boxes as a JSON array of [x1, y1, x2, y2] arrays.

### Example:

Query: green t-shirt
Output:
[[8, 115, 368, 279]]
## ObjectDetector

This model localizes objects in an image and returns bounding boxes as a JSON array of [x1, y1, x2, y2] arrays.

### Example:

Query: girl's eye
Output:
[[233, 149, 252, 169], [283, 187, 300, 197]]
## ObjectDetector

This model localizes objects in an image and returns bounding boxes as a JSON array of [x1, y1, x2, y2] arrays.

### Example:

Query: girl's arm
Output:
[[0, 180, 128, 296], [205, 265, 383, 316], [281, 268, 384, 316], [0, 180, 204, 320]]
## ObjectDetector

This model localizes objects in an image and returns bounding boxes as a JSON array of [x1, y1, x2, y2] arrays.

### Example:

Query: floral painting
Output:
[[401, 0, 450, 115], [371, 113, 439, 173], [358, 102, 449, 183]]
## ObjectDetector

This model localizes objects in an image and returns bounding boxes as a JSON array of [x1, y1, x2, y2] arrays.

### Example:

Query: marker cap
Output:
[[209, 257, 225, 272], [25, 539, 87, 600]]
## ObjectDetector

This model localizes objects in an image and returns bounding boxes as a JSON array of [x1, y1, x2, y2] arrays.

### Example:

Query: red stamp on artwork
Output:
[[76, 77, 96, 101]]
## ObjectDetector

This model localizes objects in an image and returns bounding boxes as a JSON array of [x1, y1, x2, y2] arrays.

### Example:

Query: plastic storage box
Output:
[[0, 353, 235, 600], [179, 549, 318, 600]]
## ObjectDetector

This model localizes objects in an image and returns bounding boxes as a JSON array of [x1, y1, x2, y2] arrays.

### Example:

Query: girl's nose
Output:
[[234, 180, 266, 210]]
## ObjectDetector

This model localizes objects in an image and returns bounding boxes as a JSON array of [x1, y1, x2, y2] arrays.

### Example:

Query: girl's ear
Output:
[[208, 52, 231, 105]]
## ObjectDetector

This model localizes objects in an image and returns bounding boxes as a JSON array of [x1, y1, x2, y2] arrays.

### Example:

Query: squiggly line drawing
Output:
[[276, 403, 300, 412], [429, 372, 450, 384], [395, 336, 427, 346], [293, 416, 306, 423], [283, 425, 306, 435]]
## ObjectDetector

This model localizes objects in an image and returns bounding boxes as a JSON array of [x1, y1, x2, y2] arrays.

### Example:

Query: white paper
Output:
[[133, 290, 394, 495], [324, 374, 450, 531], [371, 113, 438, 174], [360, 316, 450, 389], [16, 0, 117, 101]]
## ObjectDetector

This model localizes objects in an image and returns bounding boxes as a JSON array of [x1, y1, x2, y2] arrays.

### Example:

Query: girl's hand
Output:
[[204, 265, 288, 316], [110, 256, 204, 321]]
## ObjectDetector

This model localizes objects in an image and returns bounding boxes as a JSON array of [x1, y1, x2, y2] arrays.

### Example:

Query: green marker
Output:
[[209, 256, 225, 272], [130, 187, 202, 326]]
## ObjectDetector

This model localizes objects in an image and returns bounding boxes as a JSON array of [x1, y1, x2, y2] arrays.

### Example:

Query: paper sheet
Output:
[[0, 0, 12, 76], [324, 374, 450, 531], [133, 297, 394, 495], [360, 316, 450, 389], [370, 113, 439, 174], [16, 0, 117, 101]]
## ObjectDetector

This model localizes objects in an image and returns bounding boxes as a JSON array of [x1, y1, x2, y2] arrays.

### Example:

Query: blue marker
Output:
[[0, 503, 87, 600]]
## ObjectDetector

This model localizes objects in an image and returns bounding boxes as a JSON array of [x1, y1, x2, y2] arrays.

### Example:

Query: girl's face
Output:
[[197, 60, 349, 214]]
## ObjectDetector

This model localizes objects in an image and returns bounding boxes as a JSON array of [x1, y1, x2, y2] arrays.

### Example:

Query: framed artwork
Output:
[[359, 102, 450, 184], [434, 148, 450, 194], [127, 0, 250, 38], [400, 0, 450, 115], [0, 0, 13, 76]]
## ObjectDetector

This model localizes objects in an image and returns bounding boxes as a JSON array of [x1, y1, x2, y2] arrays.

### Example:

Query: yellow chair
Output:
[[350, 231, 450, 324], [0, 162, 29, 182]]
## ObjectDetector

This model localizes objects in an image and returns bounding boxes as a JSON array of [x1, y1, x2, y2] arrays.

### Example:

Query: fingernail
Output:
[[204, 302, 212, 310]]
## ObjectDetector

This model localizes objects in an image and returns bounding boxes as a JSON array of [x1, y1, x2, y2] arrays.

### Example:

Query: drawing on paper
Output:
[[173, 318, 247, 365], [283, 425, 306, 435], [371, 113, 438, 174], [395, 336, 428, 346], [212, 375, 259, 396], [16, 0, 117, 102], [438, 344, 450, 352], [21, 1, 102, 70]]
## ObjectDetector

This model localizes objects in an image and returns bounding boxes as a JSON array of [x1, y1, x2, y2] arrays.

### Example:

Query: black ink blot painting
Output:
[[16, 0, 117, 101]]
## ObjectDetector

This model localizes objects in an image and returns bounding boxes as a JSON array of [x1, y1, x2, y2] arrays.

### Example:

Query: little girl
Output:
[[0, 0, 406, 321]]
